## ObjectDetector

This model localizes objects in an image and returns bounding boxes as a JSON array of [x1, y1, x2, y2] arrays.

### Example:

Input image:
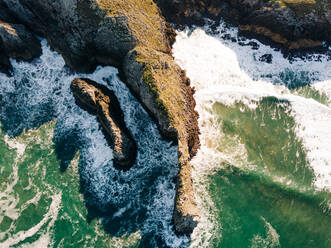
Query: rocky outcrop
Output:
[[124, 45, 200, 233], [2, 0, 200, 234], [156, 0, 331, 51], [0, 3, 41, 74], [0, 22, 41, 60], [71, 78, 137, 170]]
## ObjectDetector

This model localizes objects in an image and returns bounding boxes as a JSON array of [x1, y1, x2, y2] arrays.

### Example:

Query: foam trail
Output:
[[173, 22, 331, 247], [0, 194, 61, 248], [173, 27, 331, 191], [0, 39, 187, 247]]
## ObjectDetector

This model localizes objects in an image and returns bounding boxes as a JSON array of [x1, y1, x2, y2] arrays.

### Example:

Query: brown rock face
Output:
[[123, 46, 200, 234], [0, 22, 41, 61], [2, 0, 200, 234], [173, 161, 200, 234], [0, 4, 41, 75], [71, 78, 137, 171], [156, 0, 331, 50]]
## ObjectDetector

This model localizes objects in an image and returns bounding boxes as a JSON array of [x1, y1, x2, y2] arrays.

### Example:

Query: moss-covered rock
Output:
[[2, 0, 200, 234]]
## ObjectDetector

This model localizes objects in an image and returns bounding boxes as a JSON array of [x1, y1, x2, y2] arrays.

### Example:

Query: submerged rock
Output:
[[71, 78, 137, 171]]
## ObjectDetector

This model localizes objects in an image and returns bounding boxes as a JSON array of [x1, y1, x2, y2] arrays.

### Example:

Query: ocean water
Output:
[[0, 19, 330, 248], [173, 21, 331, 247], [0, 40, 188, 247]]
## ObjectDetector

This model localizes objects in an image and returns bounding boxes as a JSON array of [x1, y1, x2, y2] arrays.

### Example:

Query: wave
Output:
[[0, 40, 188, 247], [173, 20, 331, 247]]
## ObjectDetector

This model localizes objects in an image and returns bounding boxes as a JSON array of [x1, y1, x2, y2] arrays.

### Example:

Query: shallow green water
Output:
[[0, 122, 141, 247], [208, 98, 331, 248], [291, 86, 330, 107]]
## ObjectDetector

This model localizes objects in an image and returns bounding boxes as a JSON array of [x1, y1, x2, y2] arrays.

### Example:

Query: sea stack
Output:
[[2, 0, 201, 234], [70, 78, 137, 171]]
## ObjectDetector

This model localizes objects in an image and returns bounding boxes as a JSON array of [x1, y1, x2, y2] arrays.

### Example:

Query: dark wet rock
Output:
[[249, 41, 260, 50], [259, 54, 273, 63], [3, 0, 200, 234], [0, 5, 41, 74], [0, 1, 17, 23], [0, 22, 41, 61], [0, 50, 11, 75], [155, 0, 331, 50], [71, 78, 137, 170]]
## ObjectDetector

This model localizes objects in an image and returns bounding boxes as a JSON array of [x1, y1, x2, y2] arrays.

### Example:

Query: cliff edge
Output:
[[2, 0, 200, 234], [156, 0, 331, 51]]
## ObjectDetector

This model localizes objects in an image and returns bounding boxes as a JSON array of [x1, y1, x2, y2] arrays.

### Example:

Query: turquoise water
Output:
[[0, 41, 187, 247], [173, 21, 331, 248], [209, 98, 331, 248], [0, 122, 139, 247], [1, 20, 331, 248]]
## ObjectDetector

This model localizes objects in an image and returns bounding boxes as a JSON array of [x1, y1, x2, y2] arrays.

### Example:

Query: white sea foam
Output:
[[313, 80, 331, 106], [1, 18, 330, 247], [3, 135, 26, 157], [173, 21, 331, 246], [0, 39, 186, 247], [250, 217, 280, 248], [173, 25, 331, 191], [0, 194, 61, 248]]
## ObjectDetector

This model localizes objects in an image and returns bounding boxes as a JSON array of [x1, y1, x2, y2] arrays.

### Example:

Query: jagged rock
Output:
[[3, 0, 200, 234], [2, 0, 175, 71], [0, 21, 41, 61], [173, 161, 200, 234], [0, 1, 17, 23], [259, 53, 273, 63], [124, 45, 200, 234], [0, 6, 41, 74], [156, 0, 331, 50], [71, 78, 137, 170]]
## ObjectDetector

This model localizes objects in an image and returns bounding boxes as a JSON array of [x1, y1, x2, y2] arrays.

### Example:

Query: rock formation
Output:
[[71, 78, 137, 171], [2, 0, 330, 236], [1, 0, 200, 234], [156, 0, 331, 51], [0, 22, 41, 60], [0, 2, 41, 74]]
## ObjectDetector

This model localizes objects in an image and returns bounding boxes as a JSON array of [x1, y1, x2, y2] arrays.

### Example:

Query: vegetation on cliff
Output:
[[1, 0, 200, 234]]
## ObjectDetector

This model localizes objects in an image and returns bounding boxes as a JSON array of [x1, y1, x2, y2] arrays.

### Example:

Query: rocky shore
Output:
[[0, 1, 41, 74], [1, 0, 330, 237], [0, 0, 199, 234], [156, 0, 331, 51]]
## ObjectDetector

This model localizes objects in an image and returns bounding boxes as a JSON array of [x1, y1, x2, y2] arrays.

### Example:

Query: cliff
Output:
[[1, 0, 200, 234], [0, 1, 41, 74], [156, 0, 331, 51]]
